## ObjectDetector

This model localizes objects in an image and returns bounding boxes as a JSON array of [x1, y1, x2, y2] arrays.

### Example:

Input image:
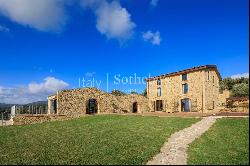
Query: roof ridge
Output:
[[146, 64, 221, 81]]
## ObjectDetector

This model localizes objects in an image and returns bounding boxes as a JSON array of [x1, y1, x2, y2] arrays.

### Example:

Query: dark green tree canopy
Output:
[[111, 89, 126, 96]]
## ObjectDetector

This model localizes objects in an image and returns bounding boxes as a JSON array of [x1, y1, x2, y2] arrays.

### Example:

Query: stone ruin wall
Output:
[[218, 90, 231, 106], [57, 88, 150, 115]]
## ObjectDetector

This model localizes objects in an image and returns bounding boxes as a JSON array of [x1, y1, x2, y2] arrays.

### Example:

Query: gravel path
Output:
[[147, 116, 222, 165]]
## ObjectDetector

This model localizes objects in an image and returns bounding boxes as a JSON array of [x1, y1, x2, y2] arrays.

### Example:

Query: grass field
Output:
[[187, 118, 249, 165], [0, 115, 199, 165]]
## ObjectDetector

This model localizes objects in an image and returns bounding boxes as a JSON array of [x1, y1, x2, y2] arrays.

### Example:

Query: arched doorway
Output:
[[86, 99, 98, 114], [132, 102, 138, 113]]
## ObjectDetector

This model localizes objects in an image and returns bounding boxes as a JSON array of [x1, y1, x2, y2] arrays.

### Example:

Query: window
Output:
[[213, 76, 215, 84], [182, 83, 188, 94], [157, 87, 161, 96], [157, 79, 161, 85], [182, 74, 187, 81], [208, 71, 210, 80]]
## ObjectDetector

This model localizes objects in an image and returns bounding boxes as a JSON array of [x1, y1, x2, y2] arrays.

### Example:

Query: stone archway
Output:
[[132, 102, 138, 113], [86, 99, 98, 114]]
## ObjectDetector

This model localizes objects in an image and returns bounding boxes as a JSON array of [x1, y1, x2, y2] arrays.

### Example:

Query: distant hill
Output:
[[26, 101, 47, 106], [0, 103, 15, 108], [0, 101, 47, 108]]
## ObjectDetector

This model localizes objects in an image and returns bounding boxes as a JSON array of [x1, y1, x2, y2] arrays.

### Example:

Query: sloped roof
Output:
[[145, 65, 222, 81]]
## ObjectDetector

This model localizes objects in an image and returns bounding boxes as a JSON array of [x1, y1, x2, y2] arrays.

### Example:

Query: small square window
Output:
[[182, 74, 187, 81], [157, 79, 161, 85]]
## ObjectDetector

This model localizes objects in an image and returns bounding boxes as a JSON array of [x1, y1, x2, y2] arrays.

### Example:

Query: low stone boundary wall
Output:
[[13, 114, 86, 126], [219, 106, 249, 113]]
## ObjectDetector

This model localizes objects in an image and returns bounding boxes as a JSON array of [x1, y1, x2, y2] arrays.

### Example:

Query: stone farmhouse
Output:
[[48, 65, 224, 115], [146, 65, 222, 113]]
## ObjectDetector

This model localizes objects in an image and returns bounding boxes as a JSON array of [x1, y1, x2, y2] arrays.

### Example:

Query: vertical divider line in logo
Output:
[[106, 73, 109, 92], [78, 77, 81, 88]]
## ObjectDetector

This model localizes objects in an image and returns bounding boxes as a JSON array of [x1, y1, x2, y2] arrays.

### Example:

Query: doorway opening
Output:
[[132, 102, 138, 113], [86, 99, 98, 114], [181, 98, 190, 112], [156, 100, 163, 111], [50, 99, 57, 114]]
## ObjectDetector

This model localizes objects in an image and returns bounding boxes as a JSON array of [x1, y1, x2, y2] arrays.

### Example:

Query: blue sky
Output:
[[0, 0, 249, 104]]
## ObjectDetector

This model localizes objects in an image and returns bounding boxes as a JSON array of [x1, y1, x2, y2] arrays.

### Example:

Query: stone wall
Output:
[[224, 97, 249, 112], [13, 115, 82, 125], [230, 99, 249, 112], [204, 69, 220, 110], [56, 88, 149, 115], [218, 89, 231, 106], [147, 68, 220, 113]]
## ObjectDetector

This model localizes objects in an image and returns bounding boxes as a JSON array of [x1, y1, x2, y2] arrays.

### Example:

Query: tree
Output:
[[111, 89, 126, 96], [130, 91, 138, 95], [234, 77, 249, 84], [219, 77, 249, 91], [141, 88, 147, 97], [232, 83, 249, 97], [219, 77, 234, 91]]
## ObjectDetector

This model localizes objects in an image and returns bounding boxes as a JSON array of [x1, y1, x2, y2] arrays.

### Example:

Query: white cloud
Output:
[[0, 0, 66, 32], [231, 73, 249, 79], [142, 30, 161, 45], [0, 77, 69, 104], [150, 0, 159, 7], [0, 0, 136, 40], [81, 0, 136, 42], [28, 77, 68, 94], [0, 25, 10, 32]]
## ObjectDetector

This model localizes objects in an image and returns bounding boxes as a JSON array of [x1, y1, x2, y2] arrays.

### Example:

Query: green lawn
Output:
[[0, 115, 199, 165], [188, 118, 249, 165]]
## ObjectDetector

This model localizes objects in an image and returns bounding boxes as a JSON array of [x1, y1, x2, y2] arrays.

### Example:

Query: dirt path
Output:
[[147, 116, 222, 165]]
